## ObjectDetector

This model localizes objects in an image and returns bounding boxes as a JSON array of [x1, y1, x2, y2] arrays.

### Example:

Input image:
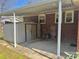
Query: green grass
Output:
[[0, 45, 30, 59], [0, 32, 3, 38], [0, 31, 30, 59]]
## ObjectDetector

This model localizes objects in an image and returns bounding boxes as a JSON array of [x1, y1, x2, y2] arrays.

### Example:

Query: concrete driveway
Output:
[[20, 39, 76, 56]]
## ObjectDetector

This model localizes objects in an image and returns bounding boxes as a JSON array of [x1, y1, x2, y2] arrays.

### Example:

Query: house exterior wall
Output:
[[24, 16, 38, 23], [41, 11, 78, 43], [23, 11, 78, 43], [77, 11, 79, 51], [61, 11, 78, 42], [3, 10, 78, 45], [41, 14, 57, 39], [24, 16, 37, 42], [3, 23, 25, 43]]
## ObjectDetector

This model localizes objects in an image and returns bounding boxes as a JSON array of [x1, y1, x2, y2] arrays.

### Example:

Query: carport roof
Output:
[[0, 0, 79, 16]]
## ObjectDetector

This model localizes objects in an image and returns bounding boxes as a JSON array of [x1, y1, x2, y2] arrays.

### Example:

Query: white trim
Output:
[[65, 10, 74, 23], [55, 12, 58, 24]]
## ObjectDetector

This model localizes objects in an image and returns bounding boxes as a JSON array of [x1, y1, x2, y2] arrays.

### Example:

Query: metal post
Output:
[[57, 0, 62, 59], [13, 12, 17, 47]]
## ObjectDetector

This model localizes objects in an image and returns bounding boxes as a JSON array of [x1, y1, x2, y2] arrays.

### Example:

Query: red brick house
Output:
[[23, 10, 78, 49]]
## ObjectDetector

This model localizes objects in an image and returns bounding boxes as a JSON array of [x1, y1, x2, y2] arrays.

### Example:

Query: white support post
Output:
[[13, 12, 17, 48], [57, 0, 62, 59]]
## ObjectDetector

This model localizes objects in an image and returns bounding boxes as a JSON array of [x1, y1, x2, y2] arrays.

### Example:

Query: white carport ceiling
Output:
[[0, 0, 79, 16]]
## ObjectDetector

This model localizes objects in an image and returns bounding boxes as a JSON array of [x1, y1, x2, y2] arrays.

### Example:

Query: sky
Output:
[[0, 0, 53, 12], [0, 0, 30, 12], [3, 0, 29, 11]]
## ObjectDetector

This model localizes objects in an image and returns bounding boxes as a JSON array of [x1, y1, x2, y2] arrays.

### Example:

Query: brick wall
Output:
[[41, 11, 77, 43], [23, 11, 78, 45], [77, 11, 79, 51], [41, 14, 57, 39], [61, 11, 78, 42], [24, 16, 38, 23]]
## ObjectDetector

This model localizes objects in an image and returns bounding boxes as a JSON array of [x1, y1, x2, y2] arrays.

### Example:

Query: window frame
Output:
[[65, 10, 74, 23], [38, 14, 46, 24], [55, 12, 59, 24]]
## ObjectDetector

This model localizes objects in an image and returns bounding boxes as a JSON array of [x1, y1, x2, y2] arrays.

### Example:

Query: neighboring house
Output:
[[0, 0, 79, 56]]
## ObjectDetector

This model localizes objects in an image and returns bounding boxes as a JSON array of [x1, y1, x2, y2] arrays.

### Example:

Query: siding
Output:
[[3, 23, 25, 43]]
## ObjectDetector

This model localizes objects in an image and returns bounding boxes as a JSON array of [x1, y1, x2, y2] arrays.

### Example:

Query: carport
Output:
[[0, 0, 79, 59]]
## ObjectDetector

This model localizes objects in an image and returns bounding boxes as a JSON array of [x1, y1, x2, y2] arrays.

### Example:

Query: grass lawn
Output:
[[0, 32, 3, 38], [0, 30, 30, 59], [0, 45, 30, 59]]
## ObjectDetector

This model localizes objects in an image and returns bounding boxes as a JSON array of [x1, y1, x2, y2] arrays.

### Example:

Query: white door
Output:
[[26, 25, 32, 43]]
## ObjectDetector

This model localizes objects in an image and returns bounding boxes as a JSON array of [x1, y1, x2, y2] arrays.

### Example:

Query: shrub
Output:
[[64, 52, 79, 59]]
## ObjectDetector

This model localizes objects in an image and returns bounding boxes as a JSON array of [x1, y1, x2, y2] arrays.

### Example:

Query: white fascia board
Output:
[[1, 16, 23, 22]]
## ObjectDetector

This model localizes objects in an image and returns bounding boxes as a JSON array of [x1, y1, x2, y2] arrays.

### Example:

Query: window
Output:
[[38, 14, 46, 24], [55, 12, 58, 23], [65, 10, 74, 23]]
